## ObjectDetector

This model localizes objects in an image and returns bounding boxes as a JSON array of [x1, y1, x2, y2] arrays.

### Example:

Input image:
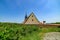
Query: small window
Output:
[[32, 19, 33, 21], [32, 16, 33, 17]]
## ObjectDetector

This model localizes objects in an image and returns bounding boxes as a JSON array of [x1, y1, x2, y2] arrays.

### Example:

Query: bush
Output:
[[0, 23, 40, 40], [0, 22, 60, 40]]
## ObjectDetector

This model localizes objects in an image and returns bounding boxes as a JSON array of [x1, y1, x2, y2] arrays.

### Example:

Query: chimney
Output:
[[25, 14, 27, 20]]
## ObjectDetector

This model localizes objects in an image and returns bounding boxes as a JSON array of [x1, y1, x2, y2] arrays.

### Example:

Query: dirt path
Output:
[[43, 32, 60, 40]]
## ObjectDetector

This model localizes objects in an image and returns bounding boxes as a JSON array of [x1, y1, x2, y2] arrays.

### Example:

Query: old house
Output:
[[23, 12, 42, 24]]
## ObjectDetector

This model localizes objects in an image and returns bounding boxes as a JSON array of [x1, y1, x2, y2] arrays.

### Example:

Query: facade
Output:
[[23, 12, 42, 24]]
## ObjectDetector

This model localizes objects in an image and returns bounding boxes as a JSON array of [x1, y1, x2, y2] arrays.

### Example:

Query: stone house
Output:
[[23, 12, 42, 24]]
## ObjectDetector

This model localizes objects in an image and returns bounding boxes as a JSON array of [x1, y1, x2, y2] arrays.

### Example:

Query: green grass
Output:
[[0, 22, 60, 40]]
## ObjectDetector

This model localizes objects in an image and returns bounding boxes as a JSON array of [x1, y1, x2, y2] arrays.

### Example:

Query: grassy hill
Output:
[[0, 22, 60, 40]]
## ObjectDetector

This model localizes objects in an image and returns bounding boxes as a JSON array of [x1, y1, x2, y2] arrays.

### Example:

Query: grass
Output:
[[0, 22, 60, 40]]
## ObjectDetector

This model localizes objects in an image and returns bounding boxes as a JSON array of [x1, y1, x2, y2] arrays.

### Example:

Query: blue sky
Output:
[[0, 0, 60, 23]]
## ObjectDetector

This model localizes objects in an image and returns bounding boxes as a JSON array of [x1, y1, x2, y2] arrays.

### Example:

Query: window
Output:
[[32, 19, 33, 21], [32, 16, 33, 17]]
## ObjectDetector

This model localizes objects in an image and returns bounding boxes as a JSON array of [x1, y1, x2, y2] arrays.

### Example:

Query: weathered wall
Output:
[[25, 14, 41, 24]]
